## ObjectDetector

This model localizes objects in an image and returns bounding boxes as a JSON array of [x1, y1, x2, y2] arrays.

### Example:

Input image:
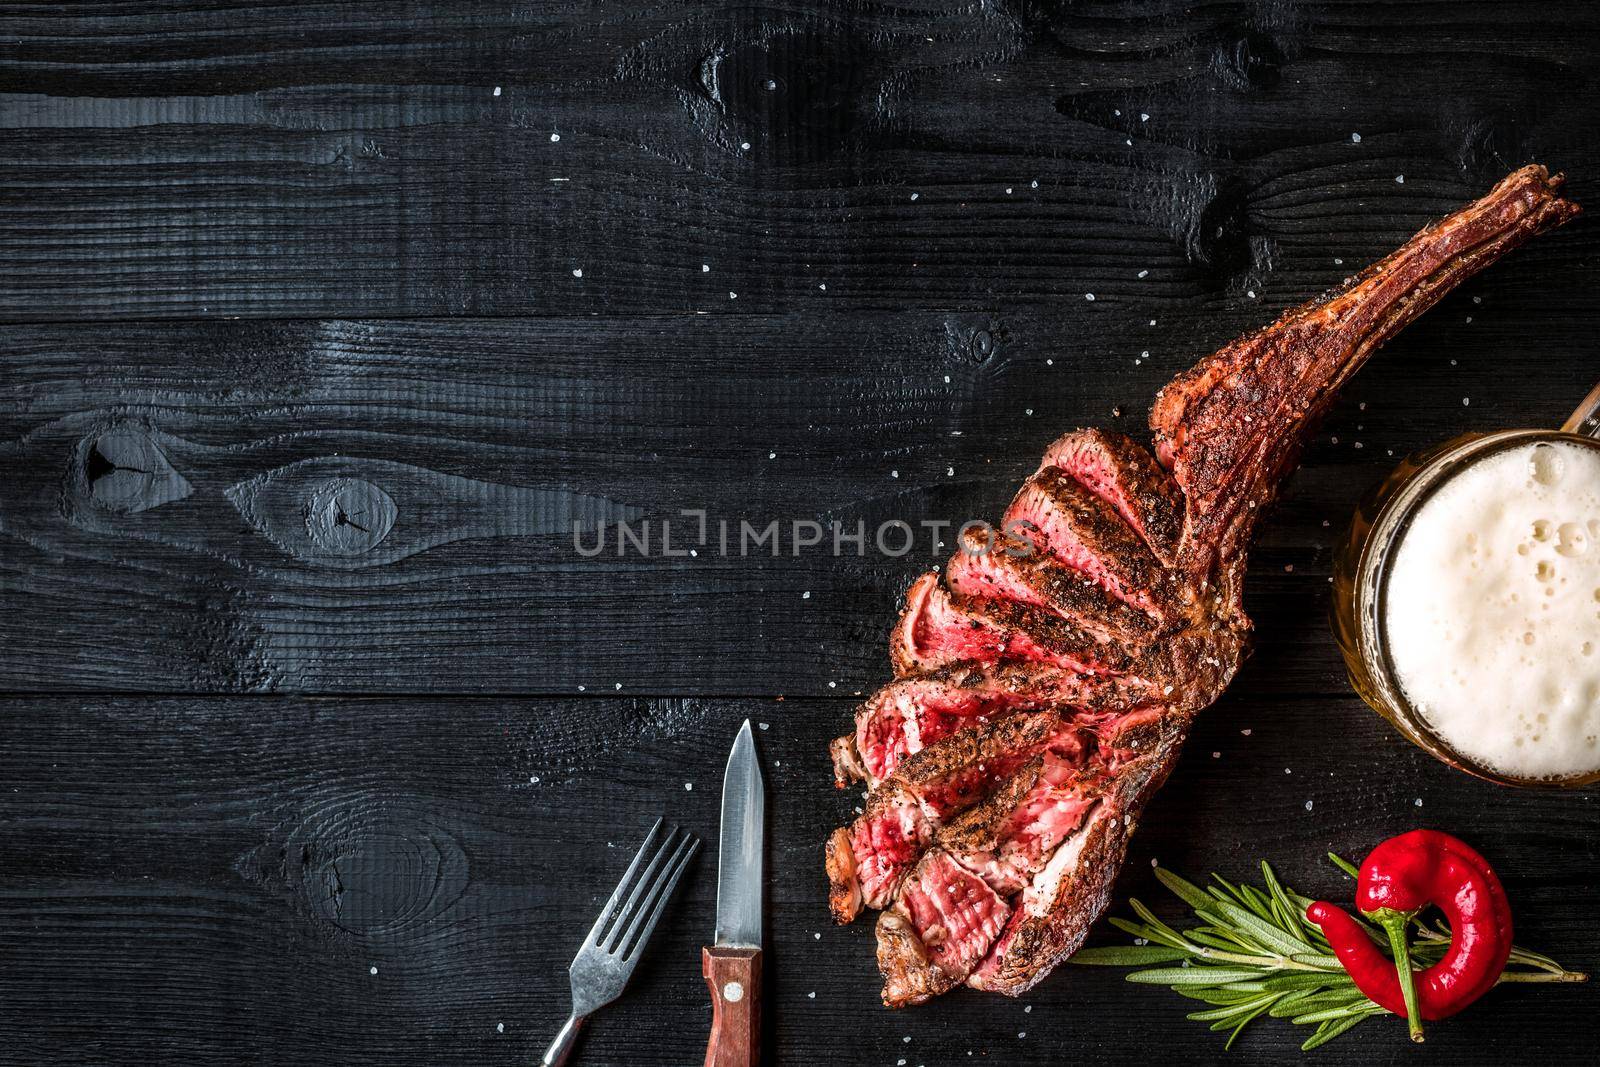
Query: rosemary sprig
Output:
[[1070, 855, 1588, 1051]]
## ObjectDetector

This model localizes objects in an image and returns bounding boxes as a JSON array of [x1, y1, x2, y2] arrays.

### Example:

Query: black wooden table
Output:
[[3, 4, 1598, 1064]]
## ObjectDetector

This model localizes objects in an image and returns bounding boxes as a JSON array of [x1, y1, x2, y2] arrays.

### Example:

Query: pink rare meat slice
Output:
[[943, 526, 1156, 647], [876, 851, 1012, 1007], [832, 661, 1158, 788], [889, 572, 1138, 677], [1003, 469, 1170, 617], [826, 713, 1091, 923], [875, 755, 1107, 1005], [1035, 428, 1183, 566]]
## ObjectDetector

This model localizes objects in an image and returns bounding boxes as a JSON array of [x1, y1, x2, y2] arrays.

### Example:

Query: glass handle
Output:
[[1561, 379, 1600, 438]]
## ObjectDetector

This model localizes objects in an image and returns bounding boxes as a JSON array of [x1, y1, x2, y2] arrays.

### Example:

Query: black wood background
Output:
[[2, 3, 1598, 1064]]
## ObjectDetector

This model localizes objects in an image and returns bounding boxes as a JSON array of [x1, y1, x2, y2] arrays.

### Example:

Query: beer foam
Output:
[[1385, 440, 1600, 779]]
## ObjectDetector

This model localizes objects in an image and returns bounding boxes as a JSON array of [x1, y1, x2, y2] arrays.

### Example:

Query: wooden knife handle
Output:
[[702, 945, 761, 1067]]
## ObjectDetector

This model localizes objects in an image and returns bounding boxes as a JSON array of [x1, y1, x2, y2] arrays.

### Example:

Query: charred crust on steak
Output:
[[877, 907, 964, 1008], [1153, 164, 1581, 579], [891, 572, 1142, 676]]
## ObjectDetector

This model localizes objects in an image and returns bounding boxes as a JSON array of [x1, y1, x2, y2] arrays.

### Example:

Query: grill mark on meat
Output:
[[1004, 469, 1171, 616], [890, 571, 1139, 677], [827, 165, 1580, 1007], [1038, 429, 1183, 565], [835, 661, 1160, 787], [945, 527, 1157, 645], [827, 713, 1092, 923]]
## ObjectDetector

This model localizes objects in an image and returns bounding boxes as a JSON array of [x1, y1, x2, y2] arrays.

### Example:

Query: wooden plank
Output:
[[4, 292, 1594, 693], [1, 1, 1597, 318], [0, 693, 1593, 1064]]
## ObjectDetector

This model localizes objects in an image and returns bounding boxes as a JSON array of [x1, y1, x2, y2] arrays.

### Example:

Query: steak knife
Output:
[[703, 719, 764, 1067]]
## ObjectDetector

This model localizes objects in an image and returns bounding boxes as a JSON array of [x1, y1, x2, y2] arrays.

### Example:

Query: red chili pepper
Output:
[[1306, 830, 1513, 1043]]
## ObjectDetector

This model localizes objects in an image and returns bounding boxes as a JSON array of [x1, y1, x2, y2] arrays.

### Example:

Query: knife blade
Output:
[[703, 719, 764, 1067], [714, 718, 764, 947]]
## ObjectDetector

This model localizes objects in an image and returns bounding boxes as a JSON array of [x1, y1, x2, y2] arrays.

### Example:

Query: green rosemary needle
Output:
[[1069, 855, 1587, 1051]]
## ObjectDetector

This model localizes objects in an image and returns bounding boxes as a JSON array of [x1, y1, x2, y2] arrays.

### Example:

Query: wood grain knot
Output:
[[226, 455, 639, 569], [305, 477, 398, 556], [74, 424, 192, 514], [274, 793, 470, 941], [698, 29, 869, 161], [1212, 28, 1286, 91], [943, 315, 1006, 365], [1185, 177, 1253, 277]]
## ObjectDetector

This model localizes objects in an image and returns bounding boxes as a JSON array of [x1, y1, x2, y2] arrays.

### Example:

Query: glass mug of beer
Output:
[[1331, 381, 1600, 787]]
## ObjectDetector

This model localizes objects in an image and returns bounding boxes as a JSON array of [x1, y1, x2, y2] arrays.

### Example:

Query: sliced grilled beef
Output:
[[968, 719, 1187, 995], [876, 851, 1010, 1006], [825, 164, 1580, 1007], [826, 712, 1091, 923], [877, 753, 1109, 1006], [944, 527, 1157, 645], [833, 660, 1158, 788], [890, 572, 1137, 677], [1004, 468, 1171, 616], [1037, 428, 1183, 565]]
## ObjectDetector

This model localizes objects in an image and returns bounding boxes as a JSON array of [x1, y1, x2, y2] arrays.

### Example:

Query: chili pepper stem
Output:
[[1374, 909, 1425, 1043]]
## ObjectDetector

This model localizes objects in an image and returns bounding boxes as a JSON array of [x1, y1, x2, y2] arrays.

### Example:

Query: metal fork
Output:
[[541, 818, 700, 1066]]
